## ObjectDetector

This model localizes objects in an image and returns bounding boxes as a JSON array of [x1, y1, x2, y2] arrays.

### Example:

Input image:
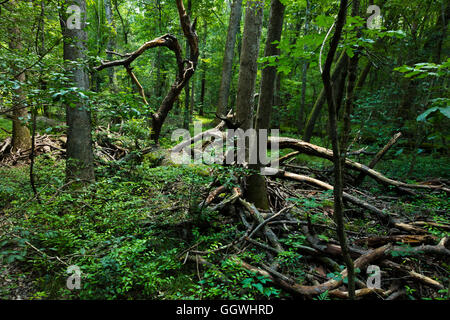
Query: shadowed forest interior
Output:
[[0, 0, 449, 301]]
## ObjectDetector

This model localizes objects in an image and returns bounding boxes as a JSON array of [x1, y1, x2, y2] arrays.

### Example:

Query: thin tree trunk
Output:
[[189, 73, 195, 123], [216, 0, 243, 119], [303, 51, 347, 142], [341, 0, 360, 153], [104, 0, 117, 90], [183, 0, 192, 129], [297, 0, 311, 133], [321, 0, 355, 300], [199, 21, 208, 116]]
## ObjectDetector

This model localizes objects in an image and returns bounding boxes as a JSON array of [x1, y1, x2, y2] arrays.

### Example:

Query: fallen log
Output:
[[272, 169, 392, 222], [269, 136, 450, 193]]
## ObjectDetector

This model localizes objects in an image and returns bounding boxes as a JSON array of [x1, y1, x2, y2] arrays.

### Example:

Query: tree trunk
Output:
[[235, 0, 268, 210], [340, 0, 360, 153], [189, 73, 195, 123], [60, 0, 95, 182], [216, 0, 243, 119], [104, 0, 117, 90], [199, 21, 208, 116], [183, 0, 192, 130], [255, 0, 285, 130], [9, 1, 31, 153], [297, 0, 311, 133], [321, 0, 355, 299], [303, 51, 347, 142]]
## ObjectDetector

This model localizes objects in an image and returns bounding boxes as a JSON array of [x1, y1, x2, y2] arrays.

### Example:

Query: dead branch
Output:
[[355, 132, 403, 185], [381, 260, 445, 290], [233, 244, 391, 297], [95, 0, 199, 144], [269, 136, 450, 193], [273, 169, 391, 222]]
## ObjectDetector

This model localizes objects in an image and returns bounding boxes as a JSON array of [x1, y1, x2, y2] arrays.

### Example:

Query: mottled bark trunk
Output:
[[255, 0, 285, 130], [235, 0, 264, 130], [9, 2, 31, 152], [183, 0, 192, 130], [235, 0, 268, 210], [216, 0, 243, 119], [60, 0, 95, 182]]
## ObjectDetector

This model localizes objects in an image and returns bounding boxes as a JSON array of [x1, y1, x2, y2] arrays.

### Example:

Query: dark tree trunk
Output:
[[303, 51, 347, 142], [297, 0, 311, 133], [255, 0, 285, 130], [321, 0, 355, 300]]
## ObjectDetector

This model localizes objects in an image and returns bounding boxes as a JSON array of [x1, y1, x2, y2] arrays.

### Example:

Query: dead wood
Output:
[[355, 234, 438, 247], [269, 136, 449, 193], [354, 132, 403, 185], [273, 169, 391, 222], [381, 260, 445, 290], [232, 244, 391, 297], [95, 0, 199, 144]]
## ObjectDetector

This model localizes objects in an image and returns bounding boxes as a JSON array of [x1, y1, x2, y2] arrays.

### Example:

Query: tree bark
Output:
[[216, 0, 243, 119], [60, 0, 95, 182], [235, 0, 267, 210], [297, 0, 311, 133], [104, 0, 117, 90], [303, 51, 347, 142], [321, 0, 355, 300], [199, 21, 207, 116], [8, 0, 31, 153], [255, 0, 285, 130]]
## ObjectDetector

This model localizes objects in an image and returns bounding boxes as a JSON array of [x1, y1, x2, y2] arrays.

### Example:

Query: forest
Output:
[[0, 0, 448, 302]]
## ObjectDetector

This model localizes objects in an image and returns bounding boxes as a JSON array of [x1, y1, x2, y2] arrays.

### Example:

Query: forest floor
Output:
[[0, 117, 449, 300]]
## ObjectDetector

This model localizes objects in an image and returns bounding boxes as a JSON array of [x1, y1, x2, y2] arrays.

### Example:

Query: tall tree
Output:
[[255, 0, 286, 130], [235, 0, 267, 209], [199, 20, 208, 116], [216, 0, 243, 119], [8, 0, 31, 153], [60, 0, 95, 182], [183, 0, 192, 130]]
